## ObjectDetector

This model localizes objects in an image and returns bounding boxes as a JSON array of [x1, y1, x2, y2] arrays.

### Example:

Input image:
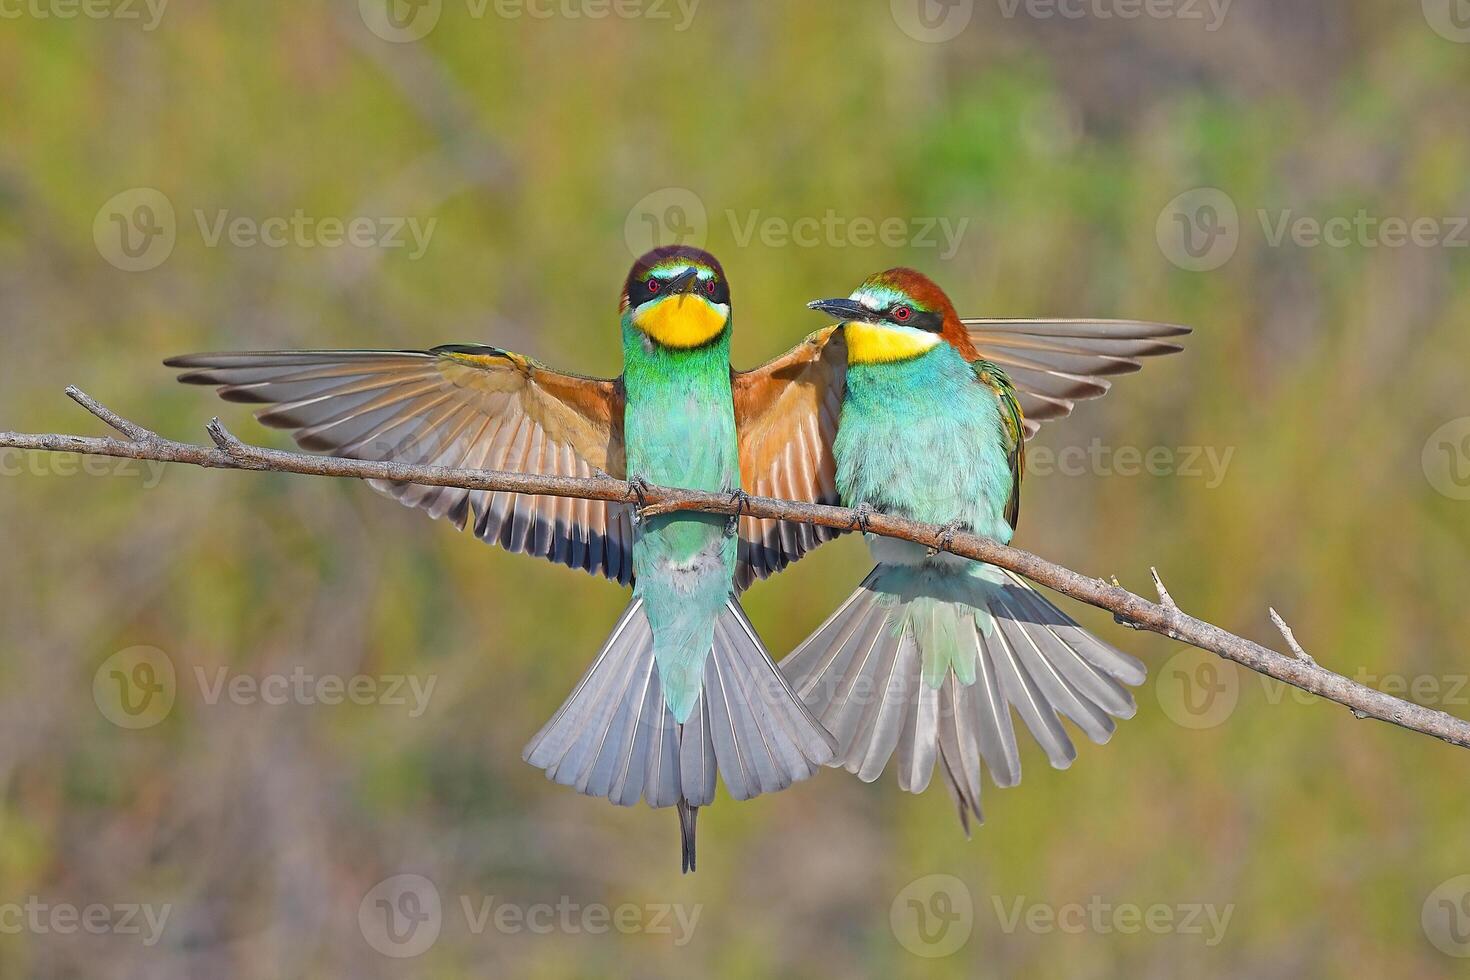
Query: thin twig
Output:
[[1150, 566, 1177, 610], [1270, 607, 1318, 668], [2, 387, 1467, 749], [65, 386, 157, 442], [206, 418, 251, 458]]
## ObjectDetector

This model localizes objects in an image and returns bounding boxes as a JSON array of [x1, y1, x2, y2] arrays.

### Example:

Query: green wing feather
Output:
[[973, 358, 1026, 530]]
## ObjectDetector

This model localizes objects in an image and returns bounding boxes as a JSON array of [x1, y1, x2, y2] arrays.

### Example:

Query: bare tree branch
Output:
[[4, 388, 1469, 749]]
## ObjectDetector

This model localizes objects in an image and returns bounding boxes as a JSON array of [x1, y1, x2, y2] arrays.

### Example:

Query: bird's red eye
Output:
[[705, 280, 716, 296], [647, 278, 661, 293], [893, 306, 912, 321]]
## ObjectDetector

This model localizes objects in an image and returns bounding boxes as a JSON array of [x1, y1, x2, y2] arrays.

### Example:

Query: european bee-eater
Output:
[[754, 268, 1188, 830], [166, 245, 840, 872]]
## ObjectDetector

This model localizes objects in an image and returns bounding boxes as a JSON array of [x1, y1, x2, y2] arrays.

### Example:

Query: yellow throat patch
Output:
[[632, 295, 729, 349], [844, 322, 943, 364]]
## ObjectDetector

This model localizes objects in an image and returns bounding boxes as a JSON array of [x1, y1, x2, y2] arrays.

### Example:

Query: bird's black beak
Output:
[[807, 298, 877, 324], [668, 266, 701, 296]]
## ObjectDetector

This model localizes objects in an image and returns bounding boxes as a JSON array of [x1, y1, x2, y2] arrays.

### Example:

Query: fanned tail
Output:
[[524, 597, 835, 872], [779, 564, 1144, 831]]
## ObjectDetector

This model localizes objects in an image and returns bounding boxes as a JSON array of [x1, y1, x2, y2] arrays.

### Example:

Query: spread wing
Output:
[[964, 319, 1190, 438], [974, 360, 1027, 530], [166, 345, 636, 583], [730, 326, 847, 590], [727, 317, 1189, 584]]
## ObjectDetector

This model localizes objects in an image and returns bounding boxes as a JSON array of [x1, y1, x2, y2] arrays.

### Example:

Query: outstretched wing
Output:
[[730, 326, 848, 590], [964, 319, 1190, 437], [166, 345, 637, 583], [729, 317, 1189, 584]]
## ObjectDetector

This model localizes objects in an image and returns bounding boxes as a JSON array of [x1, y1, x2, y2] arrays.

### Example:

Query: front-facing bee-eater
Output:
[[165, 245, 841, 872], [739, 269, 1188, 831]]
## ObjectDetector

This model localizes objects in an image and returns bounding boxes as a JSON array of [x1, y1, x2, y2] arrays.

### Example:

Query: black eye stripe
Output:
[[631, 272, 728, 306], [888, 307, 942, 332]]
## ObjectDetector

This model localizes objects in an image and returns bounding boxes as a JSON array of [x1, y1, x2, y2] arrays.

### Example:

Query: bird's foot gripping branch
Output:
[[4, 386, 1470, 750]]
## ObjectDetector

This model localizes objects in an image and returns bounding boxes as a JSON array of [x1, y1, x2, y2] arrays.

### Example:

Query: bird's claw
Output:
[[849, 502, 876, 533], [628, 476, 652, 524], [927, 521, 963, 557], [725, 488, 751, 535]]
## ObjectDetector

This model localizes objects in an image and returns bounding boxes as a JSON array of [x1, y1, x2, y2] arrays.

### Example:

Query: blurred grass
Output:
[[2, 0, 1470, 976]]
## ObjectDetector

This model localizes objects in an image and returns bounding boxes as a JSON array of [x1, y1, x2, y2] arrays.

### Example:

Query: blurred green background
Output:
[[3, 0, 1470, 976]]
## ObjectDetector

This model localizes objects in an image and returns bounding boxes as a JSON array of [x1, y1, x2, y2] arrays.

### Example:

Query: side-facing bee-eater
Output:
[[166, 245, 846, 872], [736, 268, 1188, 830]]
